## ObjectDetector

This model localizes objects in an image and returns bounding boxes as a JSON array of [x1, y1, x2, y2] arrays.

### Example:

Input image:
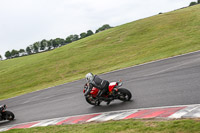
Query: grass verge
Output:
[[3, 119, 200, 133]]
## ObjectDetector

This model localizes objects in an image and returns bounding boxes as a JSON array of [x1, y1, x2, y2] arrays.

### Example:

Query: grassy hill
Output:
[[1, 5, 200, 100]]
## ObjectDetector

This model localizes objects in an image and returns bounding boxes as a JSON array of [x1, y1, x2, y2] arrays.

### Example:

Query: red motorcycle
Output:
[[83, 80, 132, 106]]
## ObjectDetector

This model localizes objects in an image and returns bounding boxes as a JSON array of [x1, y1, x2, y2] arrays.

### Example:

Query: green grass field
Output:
[[1, 5, 200, 100], [4, 119, 200, 133]]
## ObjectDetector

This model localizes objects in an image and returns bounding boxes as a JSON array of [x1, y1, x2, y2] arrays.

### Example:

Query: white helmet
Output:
[[85, 73, 94, 83]]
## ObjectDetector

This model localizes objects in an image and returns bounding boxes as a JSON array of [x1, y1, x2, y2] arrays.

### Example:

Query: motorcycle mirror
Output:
[[118, 81, 123, 87]]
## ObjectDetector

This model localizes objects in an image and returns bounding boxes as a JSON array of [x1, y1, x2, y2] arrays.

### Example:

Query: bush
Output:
[[95, 24, 112, 33], [189, 2, 197, 6]]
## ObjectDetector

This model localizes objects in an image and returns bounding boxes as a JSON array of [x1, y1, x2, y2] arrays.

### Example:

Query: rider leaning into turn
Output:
[[85, 73, 111, 104]]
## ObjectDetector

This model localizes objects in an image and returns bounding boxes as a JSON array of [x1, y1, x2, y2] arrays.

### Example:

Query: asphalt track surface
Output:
[[1, 51, 200, 127]]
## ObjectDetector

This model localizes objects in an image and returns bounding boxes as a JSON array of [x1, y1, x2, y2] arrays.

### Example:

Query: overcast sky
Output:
[[0, 0, 193, 58]]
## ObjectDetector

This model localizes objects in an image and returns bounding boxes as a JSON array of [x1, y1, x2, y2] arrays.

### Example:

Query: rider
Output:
[[85, 73, 111, 105], [0, 105, 6, 119]]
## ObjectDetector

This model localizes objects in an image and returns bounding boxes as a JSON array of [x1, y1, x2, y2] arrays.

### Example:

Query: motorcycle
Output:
[[0, 104, 15, 121], [83, 80, 132, 106]]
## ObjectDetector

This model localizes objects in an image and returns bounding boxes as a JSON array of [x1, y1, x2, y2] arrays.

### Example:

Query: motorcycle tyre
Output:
[[117, 88, 132, 101], [85, 96, 101, 106]]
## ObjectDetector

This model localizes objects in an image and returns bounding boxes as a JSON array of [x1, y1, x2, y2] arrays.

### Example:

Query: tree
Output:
[[19, 49, 25, 53], [189, 1, 197, 6], [52, 39, 59, 48], [86, 30, 94, 36], [95, 24, 112, 33], [19, 49, 26, 56], [53, 38, 65, 46], [29, 45, 34, 53], [0, 55, 2, 60], [59, 38, 65, 46], [40, 39, 48, 50], [5, 51, 11, 59], [33, 42, 39, 53], [47, 40, 52, 50], [33, 44, 39, 53], [80, 32, 87, 39], [198, 0, 200, 3], [72, 34, 79, 41], [40, 43, 45, 51], [11, 49, 19, 58], [26, 46, 32, 55], [65, 35, 79, 43], [65, 36, 72, 43]]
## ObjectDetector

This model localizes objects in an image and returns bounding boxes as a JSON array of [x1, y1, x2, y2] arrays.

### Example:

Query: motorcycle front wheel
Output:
[[85, 95, 101, 106]]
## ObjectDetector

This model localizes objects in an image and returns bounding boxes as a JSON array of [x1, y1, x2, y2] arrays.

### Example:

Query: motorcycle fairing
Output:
[[108, 82, 117, 92]]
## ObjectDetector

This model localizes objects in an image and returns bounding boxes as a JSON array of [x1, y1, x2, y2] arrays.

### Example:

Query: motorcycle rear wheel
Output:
[[117, 88, 132, 101]]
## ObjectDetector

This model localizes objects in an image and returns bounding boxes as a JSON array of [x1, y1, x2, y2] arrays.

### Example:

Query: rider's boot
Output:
[[107, 100, 111, 105], [106, 97, 113, 105], [95, 97, 101, 106]]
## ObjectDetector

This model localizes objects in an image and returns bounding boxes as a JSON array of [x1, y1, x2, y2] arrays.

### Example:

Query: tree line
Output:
[[189, 0, 200, 6], [1, 24, 112, 60]]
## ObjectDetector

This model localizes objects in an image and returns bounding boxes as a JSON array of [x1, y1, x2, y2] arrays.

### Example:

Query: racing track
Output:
[[1, 51, 200, 127]]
